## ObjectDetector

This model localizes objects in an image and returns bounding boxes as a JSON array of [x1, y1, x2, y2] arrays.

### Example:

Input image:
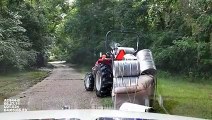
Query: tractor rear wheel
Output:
[[95, 64, 112, 97], [84, 72, 94, 91]]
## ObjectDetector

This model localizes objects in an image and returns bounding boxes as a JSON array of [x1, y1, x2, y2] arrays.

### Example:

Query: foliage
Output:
[[0, 0, 69, 71], [56, 0, 211, 76], [0, 0, 211, 76], [0, 9, 36, 71]]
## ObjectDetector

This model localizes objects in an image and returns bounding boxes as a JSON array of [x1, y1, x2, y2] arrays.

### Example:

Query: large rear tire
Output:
[[95, 64, 113, 97], [84, 72, 94, 91]]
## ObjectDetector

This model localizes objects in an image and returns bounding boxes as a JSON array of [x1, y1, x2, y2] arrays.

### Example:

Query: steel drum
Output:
[[113, 77, 138, 88], [113, 60, 140, 77], [136, 49, 156, 75]]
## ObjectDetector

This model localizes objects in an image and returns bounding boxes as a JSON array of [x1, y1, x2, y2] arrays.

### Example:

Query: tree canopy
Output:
[[57, 0, 211, 76], [0, 0, 69, 71], [0, 0, 211, 77]]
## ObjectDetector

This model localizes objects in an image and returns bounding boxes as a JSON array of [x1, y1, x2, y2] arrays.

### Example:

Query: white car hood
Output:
[[0, 109, 205, 120]]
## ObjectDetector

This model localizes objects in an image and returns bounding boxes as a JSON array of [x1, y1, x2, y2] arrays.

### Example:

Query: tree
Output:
[[57, 0, 211, 76], [0, 7, 36, 71]]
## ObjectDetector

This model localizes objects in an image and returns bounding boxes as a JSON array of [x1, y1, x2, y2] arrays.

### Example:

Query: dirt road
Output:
[[12, 61, 102, 111]]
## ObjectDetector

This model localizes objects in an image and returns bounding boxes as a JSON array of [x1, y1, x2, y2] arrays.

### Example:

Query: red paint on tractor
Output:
[[95, 54, 111, 65], [115, 50, 125, 60]]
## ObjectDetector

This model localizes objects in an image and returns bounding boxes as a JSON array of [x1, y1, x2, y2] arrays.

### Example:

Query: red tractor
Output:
[[84, 30, 156, 108], [84, 48, 113, 97]]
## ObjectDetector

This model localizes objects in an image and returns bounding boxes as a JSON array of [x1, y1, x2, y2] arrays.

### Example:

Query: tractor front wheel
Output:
[[84, 72, 94, 91]]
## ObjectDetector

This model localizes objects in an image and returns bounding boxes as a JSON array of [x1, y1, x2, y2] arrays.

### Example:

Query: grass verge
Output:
[[155, 71, 212, 119], [0, 70, 50, 104]]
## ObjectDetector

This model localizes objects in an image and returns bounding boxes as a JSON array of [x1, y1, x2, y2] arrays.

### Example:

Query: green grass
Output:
[[155, 71, 212, 119], [0, 70, 49, 104], [101, 97, 113, 107]]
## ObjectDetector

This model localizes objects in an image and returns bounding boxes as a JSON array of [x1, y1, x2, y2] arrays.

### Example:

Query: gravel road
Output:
[[11, 61, 102, 111]]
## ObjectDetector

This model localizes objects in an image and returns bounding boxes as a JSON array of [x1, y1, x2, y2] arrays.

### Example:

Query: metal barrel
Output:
[[113, 77, 138, 88], [113, 60, 140, 78], [136, 49, 156, 75]]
